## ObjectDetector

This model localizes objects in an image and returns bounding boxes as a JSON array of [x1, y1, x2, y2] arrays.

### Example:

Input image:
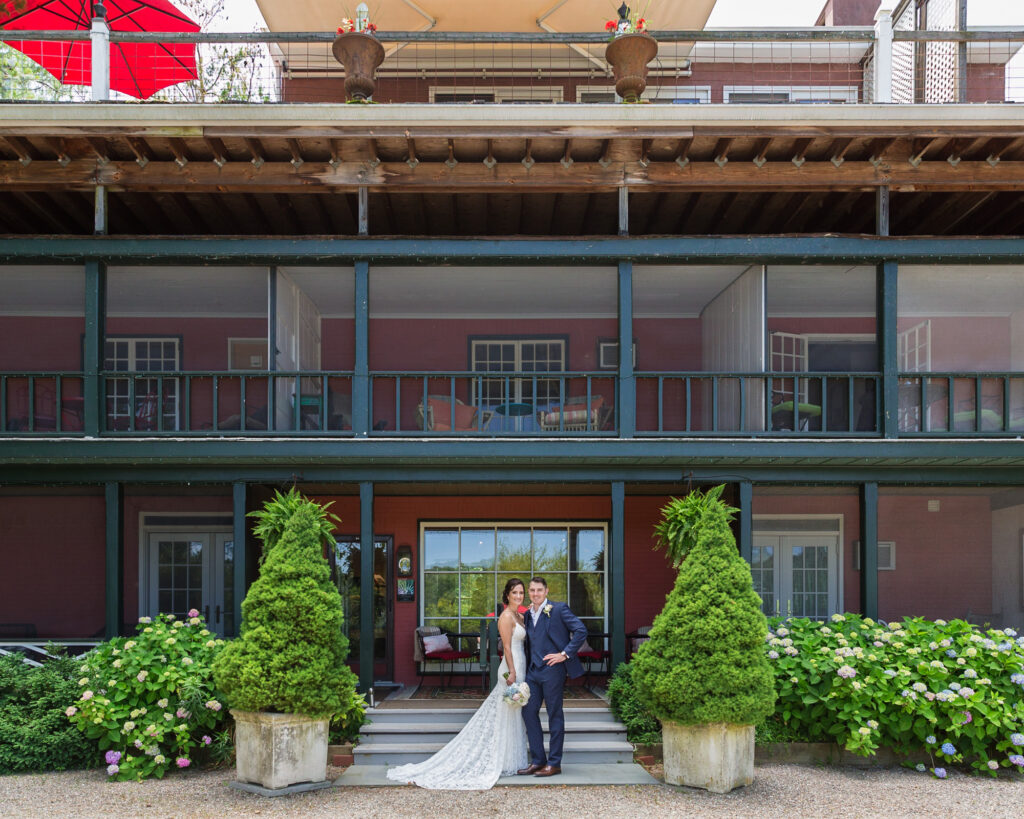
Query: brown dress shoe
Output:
[[533, 765, 561, 777], [517, 763, 543, 775]]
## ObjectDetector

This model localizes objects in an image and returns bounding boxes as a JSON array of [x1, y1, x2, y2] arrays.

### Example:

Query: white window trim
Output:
[[724, 85, 859, 103], [470, 337, 567, 406], [429, 85, 564, 103], [419, 520, 608, 635], [576, 84, 711, 103], [228, 337, 269, 371], [753, 514, 845, 616]]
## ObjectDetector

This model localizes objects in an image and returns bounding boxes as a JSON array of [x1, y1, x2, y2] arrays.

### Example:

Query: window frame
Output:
[[419, 521, 608, 639]]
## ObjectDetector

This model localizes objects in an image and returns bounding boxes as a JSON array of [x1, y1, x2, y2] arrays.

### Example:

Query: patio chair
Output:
[[416, 395, 480, 432], [414, 625, 474, 689], [577, 633, 611, 684], [537, 395, 608, 432]]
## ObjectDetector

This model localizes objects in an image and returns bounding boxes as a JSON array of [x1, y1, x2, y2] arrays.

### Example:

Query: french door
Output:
[[146, 531, 234, 636], [751, 532, 839, 620], [332, 537, 393, 683]]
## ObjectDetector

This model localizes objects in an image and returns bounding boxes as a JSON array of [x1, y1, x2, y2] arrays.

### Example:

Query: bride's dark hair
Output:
[[501, 577, 525, 610]]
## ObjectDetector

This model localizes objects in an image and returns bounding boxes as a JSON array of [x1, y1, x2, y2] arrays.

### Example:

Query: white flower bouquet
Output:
[[503, 681, 530, 708]]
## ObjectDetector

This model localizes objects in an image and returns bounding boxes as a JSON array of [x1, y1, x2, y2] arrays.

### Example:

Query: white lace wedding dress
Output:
[[386, 622, 529, 789]]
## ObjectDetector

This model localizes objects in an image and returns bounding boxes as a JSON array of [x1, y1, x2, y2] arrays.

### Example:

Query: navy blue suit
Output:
[[522, 600, 588, 767]]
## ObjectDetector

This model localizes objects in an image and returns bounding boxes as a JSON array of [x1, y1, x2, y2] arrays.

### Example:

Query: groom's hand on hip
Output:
[[543, 651, 568, 666]]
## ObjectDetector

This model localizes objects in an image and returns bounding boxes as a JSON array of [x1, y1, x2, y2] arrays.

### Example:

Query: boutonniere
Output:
[[543, 604, 553, 617]]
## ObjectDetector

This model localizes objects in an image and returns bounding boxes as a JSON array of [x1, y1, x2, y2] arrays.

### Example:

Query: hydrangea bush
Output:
[[67, 611, 229, 780], [766, 613, 1024, 777]]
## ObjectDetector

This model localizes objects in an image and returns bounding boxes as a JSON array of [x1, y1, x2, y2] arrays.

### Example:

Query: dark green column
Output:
[[860, 482, 879, 618], [739, 481, 753, 563], [83, 261, 106, 436], [232, 481, 247, 637], [609, 480, 626, 670], [352, 261, 370, 436], [359, 480, 374, 693], [617, 261, 635, 438], [104, 481, 123, 639], [877, 260, 898, 438]]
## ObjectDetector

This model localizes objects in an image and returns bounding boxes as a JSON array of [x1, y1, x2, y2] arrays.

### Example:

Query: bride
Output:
[[386, 578, 529, 789]]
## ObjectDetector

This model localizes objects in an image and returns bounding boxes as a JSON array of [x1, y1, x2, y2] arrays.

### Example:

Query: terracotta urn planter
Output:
[[604, 32, 658, 103], [332, 32, 385, 101]]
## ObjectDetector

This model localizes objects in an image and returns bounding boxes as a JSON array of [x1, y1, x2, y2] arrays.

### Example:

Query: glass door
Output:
[[146, 531, 233, 636], [752, 532, 838, 620], [332, 537, 392, 683]]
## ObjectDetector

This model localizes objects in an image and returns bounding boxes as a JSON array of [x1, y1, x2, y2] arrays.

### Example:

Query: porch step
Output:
[[354, 703, 633, 766], [354, 740, 634, 766]]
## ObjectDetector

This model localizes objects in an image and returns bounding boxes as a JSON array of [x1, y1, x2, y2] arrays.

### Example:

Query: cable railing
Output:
[[2, 26, 1023, 104]]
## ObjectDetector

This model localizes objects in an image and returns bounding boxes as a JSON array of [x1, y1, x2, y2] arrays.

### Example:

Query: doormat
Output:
[[410, 685, 599, 700]]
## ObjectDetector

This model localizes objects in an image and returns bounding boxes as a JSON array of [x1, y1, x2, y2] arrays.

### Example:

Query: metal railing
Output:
[[897, 372, 1024, 435], [3, 25, 1023, 104], [7, 369, 1024, 438], [98, 370, 354, 435], [635, 372, 881, 436], [370, 371, 617, 435], [0, 372, 85, 434]]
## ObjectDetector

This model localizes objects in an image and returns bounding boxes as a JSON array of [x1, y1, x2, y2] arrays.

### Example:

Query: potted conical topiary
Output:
[[213, 492, 358, 794], [631, 487, 776, 793]]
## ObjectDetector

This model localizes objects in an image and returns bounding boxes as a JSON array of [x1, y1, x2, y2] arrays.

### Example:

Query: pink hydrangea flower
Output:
[[202, 735, 212, 746], [187, 608, 200, 618], [176, 757, 191, 768], [105, 750, 121, 765]]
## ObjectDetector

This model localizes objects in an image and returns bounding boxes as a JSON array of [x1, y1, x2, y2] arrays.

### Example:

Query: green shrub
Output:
[[329, 691, 368, 744], [607, 661, 661, 743], [766, 614, 1024, 776], [213, 500, 359, 718], [67, 612, 229, 780], [632, 488, 776, 726], [0, 650, 95, 773]]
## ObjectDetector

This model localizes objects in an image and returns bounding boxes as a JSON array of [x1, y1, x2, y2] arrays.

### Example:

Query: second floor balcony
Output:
[[3, 260, 1023, 440]]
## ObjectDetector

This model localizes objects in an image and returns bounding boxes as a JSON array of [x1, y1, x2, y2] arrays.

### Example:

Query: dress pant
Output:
[[522, 662, 567, 767]]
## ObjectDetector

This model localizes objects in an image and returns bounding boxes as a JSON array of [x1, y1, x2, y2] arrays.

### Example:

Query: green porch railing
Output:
[[0, 372, 86, 434], [97, 371, 354, 435], [634, 371, 881, 436], [370, 371, 618, 436], [6, 369, 1024, 439], [896, 372, 1024, 436]]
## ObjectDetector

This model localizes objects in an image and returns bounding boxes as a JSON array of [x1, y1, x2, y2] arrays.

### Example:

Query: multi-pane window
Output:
[[470, 338, 566, 409], [155, 538, 204, 616], [104, 338, 179, 430], [421, 523, 606, 640]]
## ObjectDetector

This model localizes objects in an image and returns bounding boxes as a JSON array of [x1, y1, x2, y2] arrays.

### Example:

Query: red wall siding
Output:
[[0, 494, 106, 637], [878, 494, 992, 621]]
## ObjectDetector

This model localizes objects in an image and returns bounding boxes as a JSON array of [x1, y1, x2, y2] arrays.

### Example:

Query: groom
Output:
[[518, 576, 588, 777]]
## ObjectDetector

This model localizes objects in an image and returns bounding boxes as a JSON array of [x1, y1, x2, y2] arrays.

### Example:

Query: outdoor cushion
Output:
[[542, 397, 603, 426], [428, 398, 477, 430], [422, 633, 454, 653]]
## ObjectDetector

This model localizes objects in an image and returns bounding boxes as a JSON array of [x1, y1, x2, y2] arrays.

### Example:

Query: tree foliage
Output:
[[213, 499, 358, 718], [652, 483, 734, 568], [632, 489, 776, 726]]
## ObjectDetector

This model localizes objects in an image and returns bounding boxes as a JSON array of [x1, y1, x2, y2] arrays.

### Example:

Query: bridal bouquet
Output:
[[503, 681, 530, 708]]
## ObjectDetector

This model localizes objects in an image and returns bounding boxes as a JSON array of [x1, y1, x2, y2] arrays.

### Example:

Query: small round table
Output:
[[494, 402, 533, 431]]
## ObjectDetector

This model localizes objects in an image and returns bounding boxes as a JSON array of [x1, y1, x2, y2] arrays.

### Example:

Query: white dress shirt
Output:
[[531, 598, 548, 625]]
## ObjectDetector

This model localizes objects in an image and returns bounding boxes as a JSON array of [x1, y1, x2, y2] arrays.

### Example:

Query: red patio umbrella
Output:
[[0, 0, 199, 99]]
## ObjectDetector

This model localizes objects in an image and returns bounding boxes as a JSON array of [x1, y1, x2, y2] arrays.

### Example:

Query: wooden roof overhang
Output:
[[3, 103, 1024, 236]]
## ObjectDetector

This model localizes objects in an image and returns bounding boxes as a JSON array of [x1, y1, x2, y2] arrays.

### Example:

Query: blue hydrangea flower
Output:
[[933, 767, 947, 779], [945, 649, 957, 658], [1011, 673, 1024, 686], [925, 735, 937, 745], [915, 763, 926, 772], [1011, 733, 1024, 747], [941, 742, 956, 755]]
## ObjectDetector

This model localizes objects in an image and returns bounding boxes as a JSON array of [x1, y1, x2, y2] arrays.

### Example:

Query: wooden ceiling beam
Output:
[[244, 138, 266, 168], [204, 137, 230, 168], [85, 137, 111, 165], [125, 137, 154, 168], [167, 138, 191, 168], [1, 136, 38, 165]]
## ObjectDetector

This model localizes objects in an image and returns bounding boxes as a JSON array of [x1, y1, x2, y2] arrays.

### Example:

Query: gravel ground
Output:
[[2, 764, 1024, 819]]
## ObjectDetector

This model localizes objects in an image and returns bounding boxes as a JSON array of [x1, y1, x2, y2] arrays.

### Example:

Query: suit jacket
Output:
[[526, 600, 588, 679]]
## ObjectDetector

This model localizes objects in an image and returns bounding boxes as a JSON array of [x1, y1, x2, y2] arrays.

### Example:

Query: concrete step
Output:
[[366, 705, 619, 725], [353, 739, 635, 766], [360, 722, 627, 746], [336, 762, 659, 787]]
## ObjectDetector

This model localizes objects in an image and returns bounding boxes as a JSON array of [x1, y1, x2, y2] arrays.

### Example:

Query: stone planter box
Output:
[[663, 721, 754, 794], [231, 709, 331, 794]]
